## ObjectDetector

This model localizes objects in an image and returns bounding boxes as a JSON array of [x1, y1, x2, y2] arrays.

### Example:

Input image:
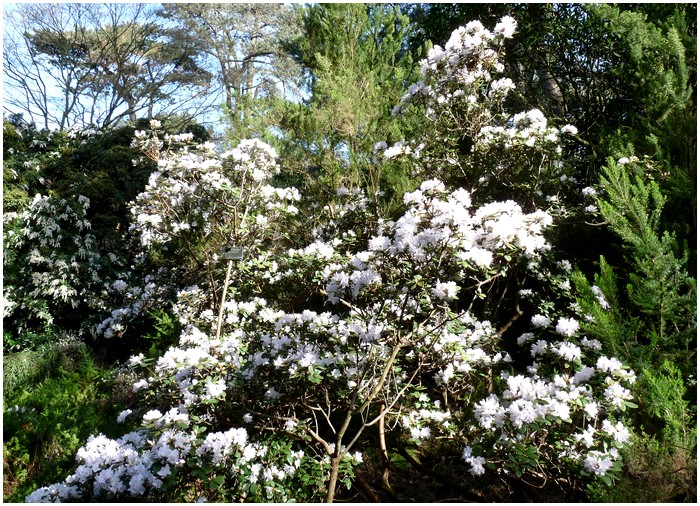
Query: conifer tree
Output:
[[596, 157, 695, 365], [572, 156, 696, 500], [277, 3, 421, 211]]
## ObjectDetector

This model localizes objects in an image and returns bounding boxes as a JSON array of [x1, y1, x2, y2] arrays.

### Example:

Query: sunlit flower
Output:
[[555, 317, 579, 337], [602, 419, 631, 443], [583, 452, 614, 476], [604, 382, 632, 408], [554, 342, 581, 361], [597, 356, 623, 373], [493, 15, 517, 38], [116, 409, 132, 424], [531, 314, 551, 328], [432, 280, 460, 300]]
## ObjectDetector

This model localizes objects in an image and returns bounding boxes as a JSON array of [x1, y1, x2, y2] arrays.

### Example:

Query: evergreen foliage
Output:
[[592, 3, 697, 264], [597, 157, 696, 365], [571, 257, 638, 360], [278, 3, 421, 213], [572, 156, 696, 502]]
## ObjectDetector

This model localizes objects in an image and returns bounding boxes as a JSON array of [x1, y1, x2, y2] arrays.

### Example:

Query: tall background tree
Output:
[[3, 3, 212, 130], [157, 3, 303, 142], [277, 3, 423, 213]]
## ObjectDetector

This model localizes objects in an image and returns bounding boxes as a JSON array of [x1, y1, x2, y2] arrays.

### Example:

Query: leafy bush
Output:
[[2, 118, 210, 352], [571, 154, 697, 501], [3, 193, 111, 343]]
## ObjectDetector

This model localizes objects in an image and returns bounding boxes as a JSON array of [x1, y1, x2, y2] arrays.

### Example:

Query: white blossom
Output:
[[555, 317, 579, 337], [583, 452, 614, 476], [493, 15, 517, 38], [432, 280, 460, 300], [531, 314, 551, 328], [554, 342, 582, 361]]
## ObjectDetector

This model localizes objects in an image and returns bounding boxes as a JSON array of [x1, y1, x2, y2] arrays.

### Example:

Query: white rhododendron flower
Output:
[[555, 317, 580, 337]]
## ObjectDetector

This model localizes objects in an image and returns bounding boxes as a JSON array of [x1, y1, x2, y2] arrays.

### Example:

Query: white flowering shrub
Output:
[[26, 17, 638, 502], [465, 322, 637, 484], [384, 16, 579, 208], [22, 424, 315, 502], [3, 194, 109, 339], [97, 128, 302, 338], [27, 178, 551, 501], [27, 181, 635, 500]]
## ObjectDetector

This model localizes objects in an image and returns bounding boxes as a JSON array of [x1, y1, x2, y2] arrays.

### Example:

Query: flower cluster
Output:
[[129, 132, 297, 251], [464, 312, 636, 481], [475, 109, 567, 153], [386, 16, 579, 208], [393, 18, 515, 118], [96, 276, 167, 338], [25, 425, 306, 503]]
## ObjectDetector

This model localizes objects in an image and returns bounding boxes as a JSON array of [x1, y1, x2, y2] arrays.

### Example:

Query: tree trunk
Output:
[[536, 67, 564, 117], [325, 455, 341, 503]]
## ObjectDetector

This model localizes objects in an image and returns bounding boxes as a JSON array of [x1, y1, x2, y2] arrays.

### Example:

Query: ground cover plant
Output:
[[3, 338, 132, 502], [3, 5, 696, 503]]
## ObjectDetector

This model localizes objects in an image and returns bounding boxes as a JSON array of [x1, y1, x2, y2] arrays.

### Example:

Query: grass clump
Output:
[[3, 336, 86, 396]]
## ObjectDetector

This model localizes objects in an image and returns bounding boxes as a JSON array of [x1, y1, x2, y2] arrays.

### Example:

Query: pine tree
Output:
[[277, 3, 420, 212], [596, 157, 696, 363], [572, 156, 696, 500]]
